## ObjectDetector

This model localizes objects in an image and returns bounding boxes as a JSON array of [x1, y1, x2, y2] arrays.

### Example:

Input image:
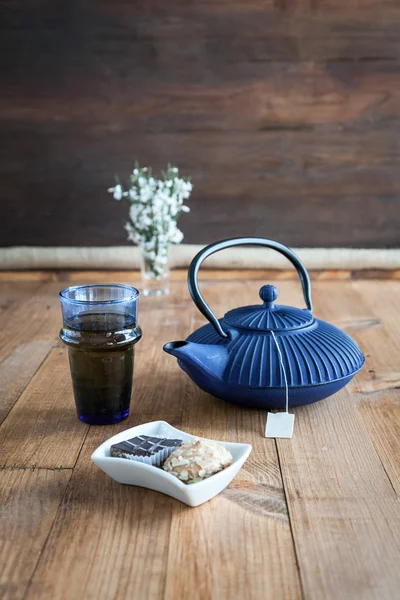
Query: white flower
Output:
[[144, 239, 155, 250], [140, 185, 153, 202], [108, 184, 123, 201], [125, 222, 140, 243], [109, 164, 192, 276], [170, 228, 184, 244]]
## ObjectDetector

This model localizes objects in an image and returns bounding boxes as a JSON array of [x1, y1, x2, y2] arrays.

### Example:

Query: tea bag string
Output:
[[271, 331, 289, 413]]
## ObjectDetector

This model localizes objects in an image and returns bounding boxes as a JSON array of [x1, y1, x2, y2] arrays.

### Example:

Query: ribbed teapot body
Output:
[[186, 314, 364, 391]]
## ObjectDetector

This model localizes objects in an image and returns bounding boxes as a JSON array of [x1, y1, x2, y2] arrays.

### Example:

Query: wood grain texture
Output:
[[0, 281, 63, 363], [0, 348, 88, 468], [310, 280, 400, 398], [0, 281, 43, 304], [350, 281, 400, 394], [350, 281, 400, 496], [25, 278, 303, 600], [3, 62, 400, 131], [24, 425, 176, 600], [0, 280, 62, 424], [2, 126, 400, 247], [0, 273, 400, 600], [310, 281, 400, 497], [1, 1, 400, 247], [277, 391, 400, 600], [164, 286, 301, 600], [2, 1, 400, 68], [131, 291, 191, 417], [21, 278, 194, 600], [1, 269, 400, 284], [0, 468, 71, 600], [357, 400, 400, 496], [0, 341, 53, 426], [275, 280, 400, 599]]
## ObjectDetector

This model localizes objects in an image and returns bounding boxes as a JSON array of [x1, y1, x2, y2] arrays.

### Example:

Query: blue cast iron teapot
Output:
[[164, 238, 365, 409]]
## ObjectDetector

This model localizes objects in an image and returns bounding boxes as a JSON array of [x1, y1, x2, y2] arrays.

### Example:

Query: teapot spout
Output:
[[163, 340, 228, 380]]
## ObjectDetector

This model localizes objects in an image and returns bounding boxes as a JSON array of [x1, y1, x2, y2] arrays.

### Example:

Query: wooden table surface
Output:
[[0, 270, 399, 600]]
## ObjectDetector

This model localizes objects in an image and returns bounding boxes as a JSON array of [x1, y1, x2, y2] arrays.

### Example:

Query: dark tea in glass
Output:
[[59, 285, 141, 425]]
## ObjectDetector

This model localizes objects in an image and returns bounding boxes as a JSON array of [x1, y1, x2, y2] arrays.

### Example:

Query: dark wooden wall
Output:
[[1, 0, 400, 248]]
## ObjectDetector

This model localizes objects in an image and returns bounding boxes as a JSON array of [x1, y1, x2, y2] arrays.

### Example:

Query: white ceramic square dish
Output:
[[91, 420, 252, 507]]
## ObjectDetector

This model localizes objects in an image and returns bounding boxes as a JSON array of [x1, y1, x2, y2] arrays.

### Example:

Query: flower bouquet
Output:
[[109, 164, 191, 295]]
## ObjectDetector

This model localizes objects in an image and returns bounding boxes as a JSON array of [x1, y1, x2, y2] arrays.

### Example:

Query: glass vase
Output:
[[139, 241, 170, 296]]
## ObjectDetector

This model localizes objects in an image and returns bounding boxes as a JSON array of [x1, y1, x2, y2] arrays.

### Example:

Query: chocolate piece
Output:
[[110, 435, 183, 466]]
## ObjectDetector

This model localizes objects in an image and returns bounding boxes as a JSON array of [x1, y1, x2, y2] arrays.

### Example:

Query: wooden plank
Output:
[[0, 468, 71, 600], [25, 278, 301, 600], [350, 284, 400, 384], [0, 283, 47, 382], [357, 399, 400, 496], [0, 340, 53, 426], [163, 364, 228, 600], [275, 280, 400, 599], [0, 278, 191, 468], [2, 1, 400, 65], [59, 269, 309, 284], [0, 282, 49, 403], [0, 273, 398, 600], [0, 281, 62, 363], [0, 273, 56, 282], [2, 2, 400, 250], [0, 281, 43, 304], [131, 285, 193, 417], [277, 390, 400, 600], [58, 269, 373, 283], [0, 348, 88, 468], [0, 280, 63, 423], [0, 270, 399, 284], [24, 423, 177, 600], [2, 126, 400, 247], [12, 280, 194, 599], [310, 280, 400, 397], [311, 281, 400, 495], [3, 62, 400, 131], [349, 281, 400, 495], [309, 280, 395, 392], [275, 278, 400, 504], [3, 127, 400, 195], [164, 406, 302, 600], [164, 283, 302, 600]]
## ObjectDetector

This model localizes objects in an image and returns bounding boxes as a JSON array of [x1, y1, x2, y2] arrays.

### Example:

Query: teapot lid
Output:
[[223, 285, 314, 332]]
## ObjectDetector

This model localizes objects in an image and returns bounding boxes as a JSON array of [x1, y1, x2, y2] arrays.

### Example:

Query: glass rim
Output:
[[59, 284, 139, 305]]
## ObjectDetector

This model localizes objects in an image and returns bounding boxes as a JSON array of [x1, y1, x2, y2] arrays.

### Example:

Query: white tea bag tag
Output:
[[265, 412, 295, 438], [265, 332, 295, 438]]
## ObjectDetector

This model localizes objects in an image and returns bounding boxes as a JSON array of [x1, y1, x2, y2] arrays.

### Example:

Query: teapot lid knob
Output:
[[259, 284, 278, 308]]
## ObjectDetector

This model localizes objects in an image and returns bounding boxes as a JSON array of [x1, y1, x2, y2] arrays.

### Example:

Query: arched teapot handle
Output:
[[188, 237, 313, 339]]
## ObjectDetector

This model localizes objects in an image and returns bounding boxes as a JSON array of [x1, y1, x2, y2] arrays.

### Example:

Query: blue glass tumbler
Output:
[[59, 285, 142, 425]]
